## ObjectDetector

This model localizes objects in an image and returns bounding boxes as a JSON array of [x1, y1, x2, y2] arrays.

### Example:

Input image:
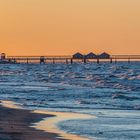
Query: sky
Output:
[[0, 0, 140, 56]]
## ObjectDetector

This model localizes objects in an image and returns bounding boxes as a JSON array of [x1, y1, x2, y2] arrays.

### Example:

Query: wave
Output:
[[112, 94, 140, 101]]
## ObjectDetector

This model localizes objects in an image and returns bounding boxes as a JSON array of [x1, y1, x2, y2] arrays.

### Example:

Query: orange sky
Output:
[[0, 0, 140, 56]]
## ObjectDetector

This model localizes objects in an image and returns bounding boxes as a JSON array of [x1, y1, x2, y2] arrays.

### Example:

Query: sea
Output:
[[0, 62, 140, 140]]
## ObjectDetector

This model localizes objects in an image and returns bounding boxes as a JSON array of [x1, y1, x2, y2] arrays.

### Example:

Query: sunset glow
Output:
[[0, 0, 140, 55]]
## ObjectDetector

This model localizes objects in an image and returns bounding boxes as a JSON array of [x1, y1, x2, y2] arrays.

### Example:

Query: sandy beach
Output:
[[0, 101, 95, 140], [0, 103, 65, 140]]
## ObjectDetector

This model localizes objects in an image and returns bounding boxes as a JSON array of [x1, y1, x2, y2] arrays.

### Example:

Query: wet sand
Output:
[[33, 110, 95, 140], [0, 104, 65, 140], [0, 100, 95, 140]]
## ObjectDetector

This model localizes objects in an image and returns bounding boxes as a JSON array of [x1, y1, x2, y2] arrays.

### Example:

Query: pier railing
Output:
[[111, 55, 140, 59]]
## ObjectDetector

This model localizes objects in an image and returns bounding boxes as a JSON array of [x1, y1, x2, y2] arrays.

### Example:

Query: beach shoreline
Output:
[[0, 101, 65, 140], [0, 100, 95, 140]]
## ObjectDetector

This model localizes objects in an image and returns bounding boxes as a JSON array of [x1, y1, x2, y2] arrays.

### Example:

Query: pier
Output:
[[0, 52, 140, 64], [4, 54, 140, 64]]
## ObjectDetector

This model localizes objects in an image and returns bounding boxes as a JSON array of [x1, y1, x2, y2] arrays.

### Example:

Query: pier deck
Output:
[[4, 55, 140, 64]]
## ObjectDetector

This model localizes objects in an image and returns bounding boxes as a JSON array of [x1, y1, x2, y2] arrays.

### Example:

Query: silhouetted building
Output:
[[85, 52, 97, 59], [40, 56, 45, 64], [98, 52, 110, 59], [1, 53, 6, 60], [73, 53, 84, 59]]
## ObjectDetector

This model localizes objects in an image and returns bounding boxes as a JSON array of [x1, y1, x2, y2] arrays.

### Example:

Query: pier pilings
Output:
[[70, 59, 73, 64], [110, 58, 113, 63], [97, 58, 100, 64]]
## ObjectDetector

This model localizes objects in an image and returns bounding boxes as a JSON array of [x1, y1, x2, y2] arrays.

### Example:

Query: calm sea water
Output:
[[0, 62, 140, 140]]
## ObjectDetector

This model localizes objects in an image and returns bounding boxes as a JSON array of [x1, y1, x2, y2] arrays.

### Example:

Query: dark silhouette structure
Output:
[[1, 53, 6, 60], [73, 53, 84, 59], [98, 52, 110, 59], [85, 52, 97, 59], [3, 52, 140, 64], [40, 56, 45, 64], [0, 53, 16, 64]]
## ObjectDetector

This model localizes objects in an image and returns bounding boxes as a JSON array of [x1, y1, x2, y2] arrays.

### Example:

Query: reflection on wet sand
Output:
[[33, 110, 96, 140]]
